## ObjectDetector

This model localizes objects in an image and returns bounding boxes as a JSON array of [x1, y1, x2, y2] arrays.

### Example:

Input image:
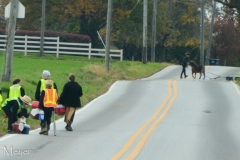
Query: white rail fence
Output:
[[0, 35, 123, 61]]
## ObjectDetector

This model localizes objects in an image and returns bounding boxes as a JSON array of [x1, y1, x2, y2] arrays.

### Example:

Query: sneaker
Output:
[[65, 125, 68, 131], [185, 75, 188, 78], [65, 125, 73, 131], [7, 130, 17, 134], [39, 128, 48, 135], [43, 132, 48, 136], [67, 126, 73, 131]]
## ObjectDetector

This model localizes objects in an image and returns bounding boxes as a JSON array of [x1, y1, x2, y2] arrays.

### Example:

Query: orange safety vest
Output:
[[43, 89, 58, 108]]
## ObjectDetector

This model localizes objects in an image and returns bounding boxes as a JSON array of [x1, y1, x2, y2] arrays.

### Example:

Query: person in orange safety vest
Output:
[[38, 80, 58, 136]]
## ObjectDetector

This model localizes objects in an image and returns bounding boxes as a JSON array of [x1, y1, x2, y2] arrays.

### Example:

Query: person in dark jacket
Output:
[[59, 74, 83, 131], [35, 70, 58, 101], [6, 78, 25, 99], [2, 95, 32, 134], [180, 52, 190, 78]]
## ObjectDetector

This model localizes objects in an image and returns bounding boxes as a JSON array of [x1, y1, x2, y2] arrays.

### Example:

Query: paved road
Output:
[[0, 65, 240, 160]]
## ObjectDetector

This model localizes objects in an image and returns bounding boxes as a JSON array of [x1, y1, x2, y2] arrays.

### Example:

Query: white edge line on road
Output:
[[0, 81, 121, 142]]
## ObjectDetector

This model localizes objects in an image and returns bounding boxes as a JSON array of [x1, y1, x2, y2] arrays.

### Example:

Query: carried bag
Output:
[[54, 104, 66, 115]]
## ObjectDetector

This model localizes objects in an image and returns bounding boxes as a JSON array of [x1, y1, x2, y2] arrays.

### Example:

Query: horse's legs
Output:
[[194, 72, 196, 79], [199, 72, 202, 79]]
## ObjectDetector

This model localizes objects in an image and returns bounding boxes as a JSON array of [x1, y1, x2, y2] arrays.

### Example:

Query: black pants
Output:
[[3, 106, 18, 130], [180, 66, 187, 78], [41, 107, 54, 127]]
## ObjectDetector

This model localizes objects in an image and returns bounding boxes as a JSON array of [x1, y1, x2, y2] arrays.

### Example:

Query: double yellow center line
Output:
[[111, 80, 178, 160]]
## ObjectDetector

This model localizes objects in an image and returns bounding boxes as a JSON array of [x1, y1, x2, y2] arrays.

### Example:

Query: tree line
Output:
[[0, 0, 240, 66]]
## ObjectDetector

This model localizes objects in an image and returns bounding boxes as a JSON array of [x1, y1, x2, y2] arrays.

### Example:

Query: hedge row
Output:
[[0, 28, 91, 43]]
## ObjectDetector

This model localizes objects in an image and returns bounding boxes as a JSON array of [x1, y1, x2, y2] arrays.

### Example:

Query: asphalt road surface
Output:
[[0, 65, 240, 160]]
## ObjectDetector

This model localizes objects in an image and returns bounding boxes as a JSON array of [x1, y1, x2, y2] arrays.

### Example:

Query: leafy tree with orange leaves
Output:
[[50, 0, 130, 48], [211, 8, 240, 65]]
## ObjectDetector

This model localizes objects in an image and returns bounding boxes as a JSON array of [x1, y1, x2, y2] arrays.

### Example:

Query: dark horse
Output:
[[188, 61, 205, 79]]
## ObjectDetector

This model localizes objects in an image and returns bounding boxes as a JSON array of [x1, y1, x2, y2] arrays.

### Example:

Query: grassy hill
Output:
[[0, 52, 170, 136]]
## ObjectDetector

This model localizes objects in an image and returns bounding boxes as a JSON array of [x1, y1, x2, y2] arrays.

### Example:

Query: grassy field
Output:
[[237, 80, 240, 86], [0, 52, 171, 136]]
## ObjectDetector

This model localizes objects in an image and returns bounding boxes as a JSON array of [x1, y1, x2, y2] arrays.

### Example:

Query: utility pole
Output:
[[205, 1, 216, 65], [0, 1, 3, 22], [151, 0, 157, 62], [142, 0, 147, 64], [3, 0, 19, 82], [105, 0, 112, 71], [40, 0, 46, 57], [200, 0, 205, 66]]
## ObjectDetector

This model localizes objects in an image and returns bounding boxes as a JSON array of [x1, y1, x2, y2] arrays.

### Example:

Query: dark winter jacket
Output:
[[3, 98, 29, 118], [58, 81, 83, 108], [182, 56, 189, 67], [18, 108, 30, 118]]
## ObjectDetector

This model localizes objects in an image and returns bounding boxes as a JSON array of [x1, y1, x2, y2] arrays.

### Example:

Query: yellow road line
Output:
[[111, 80, 173, 160], [125, 80, 178, 160]]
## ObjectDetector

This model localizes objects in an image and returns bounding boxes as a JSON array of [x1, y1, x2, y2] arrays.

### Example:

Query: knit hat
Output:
[[42, 70, 50, 78], [20, 95, 32, 105], [45, 80, 53, 87]]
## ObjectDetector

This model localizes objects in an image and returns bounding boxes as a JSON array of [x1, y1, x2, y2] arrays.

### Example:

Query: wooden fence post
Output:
[[120, 49, 123, 61], [88, 43, 92, 59], [24, 35, 27, 56], [56, 37, 59, 58]]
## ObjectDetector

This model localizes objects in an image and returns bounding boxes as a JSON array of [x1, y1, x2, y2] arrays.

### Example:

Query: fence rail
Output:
[[0, 35, 123, 61]]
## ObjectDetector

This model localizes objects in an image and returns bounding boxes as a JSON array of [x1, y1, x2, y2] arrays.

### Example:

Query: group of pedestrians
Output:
[[1, 70, 83, 135]]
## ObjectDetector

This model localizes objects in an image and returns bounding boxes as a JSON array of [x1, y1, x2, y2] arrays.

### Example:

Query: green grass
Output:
[[0, 52, 171, 136], [236, 79, 240, 86]]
